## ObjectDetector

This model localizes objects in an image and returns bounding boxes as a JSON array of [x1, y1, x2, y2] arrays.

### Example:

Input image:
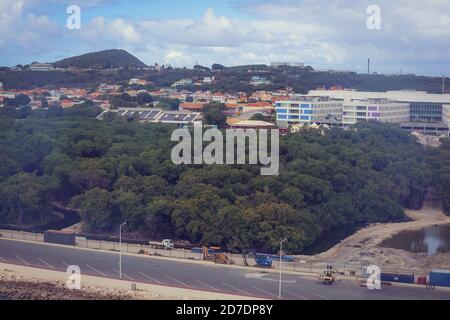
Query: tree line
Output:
[[0, 108, 438, 253]]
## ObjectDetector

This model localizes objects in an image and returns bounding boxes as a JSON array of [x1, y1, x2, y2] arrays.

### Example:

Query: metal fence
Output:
[[0, 229, 424, 278]]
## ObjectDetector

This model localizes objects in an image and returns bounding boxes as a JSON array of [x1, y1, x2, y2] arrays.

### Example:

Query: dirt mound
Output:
[[0, 269, 143, 300]]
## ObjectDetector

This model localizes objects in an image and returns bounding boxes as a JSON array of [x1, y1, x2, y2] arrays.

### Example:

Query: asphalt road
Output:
[[0, 239, 449, 300]]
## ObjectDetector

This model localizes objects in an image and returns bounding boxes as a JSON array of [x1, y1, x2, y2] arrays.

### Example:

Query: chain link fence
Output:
[[0, 229, 423, 279]]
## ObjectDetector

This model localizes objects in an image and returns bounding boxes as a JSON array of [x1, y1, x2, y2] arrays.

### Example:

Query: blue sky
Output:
[[1, 0, 450, 76]]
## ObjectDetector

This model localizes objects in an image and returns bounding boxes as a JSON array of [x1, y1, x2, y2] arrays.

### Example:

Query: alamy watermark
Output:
[[171, 122, 279, 176], [367, 5, 381, 30], [66, 5, 81, 30], [66, 265, 81, 290], [366, 265, 381, 290]]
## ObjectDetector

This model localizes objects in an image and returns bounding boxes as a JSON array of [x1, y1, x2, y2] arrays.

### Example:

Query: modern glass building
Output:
[[275, 97, 343, 126]]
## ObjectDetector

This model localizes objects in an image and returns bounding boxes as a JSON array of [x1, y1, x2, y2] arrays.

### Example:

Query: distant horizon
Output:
[[1, 1, 450, 77], [5, 48, 449, 80]]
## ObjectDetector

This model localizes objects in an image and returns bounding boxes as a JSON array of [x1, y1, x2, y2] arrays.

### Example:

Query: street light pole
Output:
[[279, 239, 287, 300], [119, 222, 126, 279]]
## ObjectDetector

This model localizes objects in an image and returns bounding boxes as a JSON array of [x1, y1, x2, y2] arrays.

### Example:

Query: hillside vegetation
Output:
[[53, 49, 148, 69], [0, 108, 436, 253]]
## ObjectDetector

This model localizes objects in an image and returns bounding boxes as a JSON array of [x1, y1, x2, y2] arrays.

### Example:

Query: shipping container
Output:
[[429, 269, 450, 287], [44, 230, 76, 246], [380, 273, 414, 284]]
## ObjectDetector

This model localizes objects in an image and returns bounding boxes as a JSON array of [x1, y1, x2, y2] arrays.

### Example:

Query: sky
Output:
[[0, 0, 449, 76]]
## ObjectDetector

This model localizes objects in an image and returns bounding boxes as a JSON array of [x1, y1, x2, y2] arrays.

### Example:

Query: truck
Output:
[[148, 239, 174, 250], [429, 269, 450, 288], [245, 250, 273, 268]]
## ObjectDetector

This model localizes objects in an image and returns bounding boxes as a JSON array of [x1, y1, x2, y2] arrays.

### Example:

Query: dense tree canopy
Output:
[[0, 108, 438, 253]]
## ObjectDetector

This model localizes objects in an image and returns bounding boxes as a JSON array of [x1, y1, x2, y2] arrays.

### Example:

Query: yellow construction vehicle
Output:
[[319, 264, 336, 285], [202, 246, 231, 264]]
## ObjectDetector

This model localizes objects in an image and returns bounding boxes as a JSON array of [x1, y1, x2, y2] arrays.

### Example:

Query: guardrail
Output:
[[0, 229, 422, 279]]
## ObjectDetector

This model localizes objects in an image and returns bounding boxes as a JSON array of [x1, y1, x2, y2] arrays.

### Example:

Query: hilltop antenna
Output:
[[443, 75, 446, 94]]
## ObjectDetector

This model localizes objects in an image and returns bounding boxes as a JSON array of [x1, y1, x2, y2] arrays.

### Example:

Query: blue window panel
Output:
[[276, 109, 288, 113], [275, 103, 281, 107], [301, 104, 311, 108], [288, 115, 299, 119], [303, 109, 313, 114], [300, 116, 311, 120], [278, 115, 287, 119]]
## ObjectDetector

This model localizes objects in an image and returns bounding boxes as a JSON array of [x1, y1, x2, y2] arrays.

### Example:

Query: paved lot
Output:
[[0, 239, 449, 300]]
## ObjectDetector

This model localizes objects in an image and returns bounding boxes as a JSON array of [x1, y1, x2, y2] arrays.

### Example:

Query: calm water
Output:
[[381, 224, 450, 255]]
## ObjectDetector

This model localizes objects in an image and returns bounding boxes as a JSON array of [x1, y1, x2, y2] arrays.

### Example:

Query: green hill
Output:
[[53, 49, 148, 69]]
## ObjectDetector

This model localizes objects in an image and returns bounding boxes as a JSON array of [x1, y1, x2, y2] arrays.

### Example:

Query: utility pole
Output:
[[368, 58, 370, 74], [278, 239, 288, 300], [119, 222, 127, 279]]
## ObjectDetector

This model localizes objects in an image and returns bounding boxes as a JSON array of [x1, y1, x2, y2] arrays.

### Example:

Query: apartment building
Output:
[[275, 97, 343, 126], [342, 99, 410, 125], [29, 63, 54, 71]]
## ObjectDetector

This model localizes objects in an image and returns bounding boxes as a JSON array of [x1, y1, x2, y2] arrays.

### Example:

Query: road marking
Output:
[[15, 254, 30, 266], [166, 275, 191, 288], [222, 282, 251, 296], [283, 289, 308, 300], [251, 286, 278, 299], [38, 257, 54, 269], [193, 278, 222, 292], [313, 293, 331, 300], [0, 255, 6, 262], [138, 272, 162, 285], [246, 273, 266, 278], [61, 261, 69, 267], [112, 268, 134, 281], [86, 264, 107, 277]]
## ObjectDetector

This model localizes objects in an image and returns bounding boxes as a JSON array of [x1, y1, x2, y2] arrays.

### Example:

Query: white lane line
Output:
[[251, 286, 278, 299], [0, 255, 6, 262], [86, 264, 107, 277], [61, 261, 69, 267], [193, 278, 222, 292], [313, 293, 331, 300], [15, 254, 30, 266], [283, 289, 308, 300], [138, 272, 162, 285], [38, 257, 55, 269], [166, 275, 191, 288], [222, 282, 251, 296], [112, 268, 135, 281]]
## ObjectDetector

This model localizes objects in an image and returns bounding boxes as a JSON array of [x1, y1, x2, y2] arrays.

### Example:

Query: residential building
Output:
[[271, 62, 305, 68], [250, 76, 271, 86], [171, 79, 193, 87], [29, 63, 54, 71], [129, 78, 151, 86], [212, 92, 226, 103], [275, 97, 343, 126], [342, 99, 410, 125]]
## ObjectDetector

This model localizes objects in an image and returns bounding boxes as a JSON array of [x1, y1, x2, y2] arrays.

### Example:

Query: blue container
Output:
[[380, 273, 414, 284], [430, 269, 450, 287]]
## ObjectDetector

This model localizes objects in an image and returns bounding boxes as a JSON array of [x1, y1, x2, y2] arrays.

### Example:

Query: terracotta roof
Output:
[[180, 102, 205, 110]]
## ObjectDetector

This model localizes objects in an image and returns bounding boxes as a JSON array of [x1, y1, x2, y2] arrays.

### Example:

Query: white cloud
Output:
[[1, 0, 450, 75]]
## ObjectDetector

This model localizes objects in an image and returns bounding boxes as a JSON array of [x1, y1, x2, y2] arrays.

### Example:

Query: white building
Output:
[[29, 63, 54, 71], [342, 99, 410, 125], [250, 76, 271, 86], [275, 97, 343, 126], [171, 79, 193, 87], [271, 62, 305, 68]]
